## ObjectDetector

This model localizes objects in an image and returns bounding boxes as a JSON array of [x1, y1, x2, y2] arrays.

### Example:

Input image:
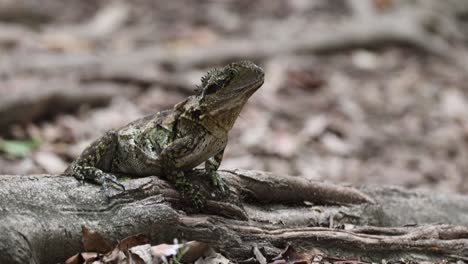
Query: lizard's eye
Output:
[[204, 83, 220, 95], [229, 68, 238, 76]]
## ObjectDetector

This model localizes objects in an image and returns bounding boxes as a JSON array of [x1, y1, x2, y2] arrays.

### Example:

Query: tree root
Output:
[[1, 170, 468, 263]]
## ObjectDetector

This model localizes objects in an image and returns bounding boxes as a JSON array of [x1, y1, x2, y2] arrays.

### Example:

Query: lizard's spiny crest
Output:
[[195, 68, 220, 95]]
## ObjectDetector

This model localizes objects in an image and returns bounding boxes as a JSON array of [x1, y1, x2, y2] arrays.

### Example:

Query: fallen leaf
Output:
[[65, 252, 98, 264], [129, 244, 152, 264], [322, 255, 368, 264], [151, 243, 182, 259], [118, 233, 149, 251], [64, 253, 82, 264], [101, 247, 126, 263], [194, 248, 230, 264], [321, 133, 352, 156], [180, 241, 211, 263], [300, 115, 329, 139], [441, 89, 468, 120], [287, 70, 324, 91], [271, 245, 309, 264], [352, 50, 379, 71], [273, 130, 299, 158], [0, 137, 41, 158], [373, 0, 393, 10], [81, 226, 113, 254], [238, 257, 258, 264]]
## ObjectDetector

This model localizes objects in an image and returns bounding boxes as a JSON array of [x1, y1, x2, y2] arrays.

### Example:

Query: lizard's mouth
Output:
[[234, 77, 264, 96]]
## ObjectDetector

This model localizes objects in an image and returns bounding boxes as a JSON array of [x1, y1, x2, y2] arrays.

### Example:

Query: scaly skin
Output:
[[65, 61, 264, 209]]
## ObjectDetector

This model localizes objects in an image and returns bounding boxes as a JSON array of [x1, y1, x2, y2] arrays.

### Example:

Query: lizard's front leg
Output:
[[161, 136, 205, 210], [205, 147, 228, 195], [70, 165, 125, 198], [66, 130, 125, 198], [166, 170, 204, 210]]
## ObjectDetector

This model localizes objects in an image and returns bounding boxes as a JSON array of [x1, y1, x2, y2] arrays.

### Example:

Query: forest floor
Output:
[[2, 1, 468, 201], [3, 1, 468, 263]]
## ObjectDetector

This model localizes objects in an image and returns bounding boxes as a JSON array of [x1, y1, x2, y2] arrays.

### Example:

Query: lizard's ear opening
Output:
[[199, 83, 219, 100], [197, 69, 217, 97]]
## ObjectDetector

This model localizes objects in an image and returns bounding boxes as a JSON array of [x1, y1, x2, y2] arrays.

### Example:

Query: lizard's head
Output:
[[196, 61, 264, 130]]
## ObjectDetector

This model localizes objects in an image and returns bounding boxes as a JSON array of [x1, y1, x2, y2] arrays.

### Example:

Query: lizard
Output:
[[64, 61, 264, 209]]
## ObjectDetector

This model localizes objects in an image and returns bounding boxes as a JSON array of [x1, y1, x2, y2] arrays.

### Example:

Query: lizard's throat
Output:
[[200, 105, 244, 134]]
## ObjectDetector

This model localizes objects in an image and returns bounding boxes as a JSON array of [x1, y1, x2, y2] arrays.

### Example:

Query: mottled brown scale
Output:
[[65, 61, 265, 208]]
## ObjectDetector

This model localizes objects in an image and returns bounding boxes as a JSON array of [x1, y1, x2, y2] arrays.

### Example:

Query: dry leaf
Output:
[[81, 226, 113, 254], [194, 248, 230, 264], [151, 243, 182, 259], [101, 247, 126, 263], [65, 252, 98, 264], [271, 245, 309, 264], [118, 233, 149, 251], [180, 241, 211, 263], [129, 244, 152, 264]]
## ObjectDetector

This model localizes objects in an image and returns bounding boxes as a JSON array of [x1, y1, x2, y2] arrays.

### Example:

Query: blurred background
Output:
[[1, 0, 468, 194]]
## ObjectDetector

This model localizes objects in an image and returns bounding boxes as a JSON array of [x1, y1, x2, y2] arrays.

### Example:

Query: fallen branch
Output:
[[0, 80, 137, 130], [1, 170, 468, 263]]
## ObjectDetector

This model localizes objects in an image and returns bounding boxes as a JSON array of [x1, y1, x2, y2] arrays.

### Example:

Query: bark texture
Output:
[[1, 170, 468, 263]]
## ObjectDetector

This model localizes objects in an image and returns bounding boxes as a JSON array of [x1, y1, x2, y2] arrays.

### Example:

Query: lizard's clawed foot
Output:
[[74, 174, 86, 186], [189, 190, 206, 211], [209, 171, 229, 197], [179, 186, 206, 211], [96, 173, 126, 199], [170, 171, 206, 211]]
